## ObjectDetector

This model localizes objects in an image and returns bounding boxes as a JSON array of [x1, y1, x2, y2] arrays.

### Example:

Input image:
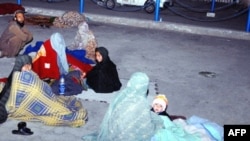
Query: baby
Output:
[[151, 94, 186, 121], [151, 94, 169, 114]]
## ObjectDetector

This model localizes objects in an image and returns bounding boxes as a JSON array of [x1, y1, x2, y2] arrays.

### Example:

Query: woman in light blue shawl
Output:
[[82, 72, 221, 141], [82, 72, 163, 141]]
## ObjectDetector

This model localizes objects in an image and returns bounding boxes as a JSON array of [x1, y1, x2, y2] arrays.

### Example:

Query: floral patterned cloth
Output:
[[53, 11, 86, 28]]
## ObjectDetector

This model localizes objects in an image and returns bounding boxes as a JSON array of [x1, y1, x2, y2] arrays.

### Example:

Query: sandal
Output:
[[12, 122, 33, 135]]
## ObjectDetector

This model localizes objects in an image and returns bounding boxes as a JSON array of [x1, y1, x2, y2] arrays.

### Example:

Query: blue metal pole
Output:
[[154, 0, 160, 21], [17, 0, 21, 5], [80, 0, 84, 14], [210, 0, 216, 12], [246, 6, 250, 32]]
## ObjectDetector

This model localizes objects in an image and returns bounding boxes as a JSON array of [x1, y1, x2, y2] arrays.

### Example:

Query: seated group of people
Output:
[[0, 44, 122, 127], [0, 10, 122, 127], [0, 54, 223, 140], [0, 43, 122, 127], [0, 10, 223, 141]]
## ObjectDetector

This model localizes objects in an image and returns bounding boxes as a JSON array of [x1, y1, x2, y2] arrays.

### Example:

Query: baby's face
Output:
[[152, 103, 164, 113]]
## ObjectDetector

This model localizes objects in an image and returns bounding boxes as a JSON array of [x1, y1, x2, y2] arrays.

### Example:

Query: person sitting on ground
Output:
[[67, 21, 97, 62], [0, 55, 32, 123], [82, 72, 221, 141], [151, 94, 187, 121], [1, 55, 87, 127], [82, 72, 163, 141], [0, 10, 33, 58], [83, 46, 122, 93]]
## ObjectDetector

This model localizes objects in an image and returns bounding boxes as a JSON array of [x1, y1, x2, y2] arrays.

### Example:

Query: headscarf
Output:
[[13, 9, 25, 17], [0, 55, 32, 124], [95, 47, 109, 64], [85, 46, 121, 93], [82, 72, 163, 141], [13, 55, 32, 72]]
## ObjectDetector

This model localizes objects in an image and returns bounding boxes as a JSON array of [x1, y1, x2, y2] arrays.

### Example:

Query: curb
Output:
[[25, 6, 250, 41]]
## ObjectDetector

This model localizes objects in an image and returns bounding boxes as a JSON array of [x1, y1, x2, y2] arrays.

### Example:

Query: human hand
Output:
[[81, 72, 86, 78]]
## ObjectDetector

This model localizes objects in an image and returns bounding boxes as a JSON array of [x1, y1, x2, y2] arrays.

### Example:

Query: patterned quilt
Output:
[[6, 71, 87, 127]]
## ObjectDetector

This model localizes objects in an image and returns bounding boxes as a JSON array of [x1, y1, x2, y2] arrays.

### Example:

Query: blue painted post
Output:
[[210, 0, 216, 12], [17, 0, 21, 5], [154, 0, 160, 21], [246, 6, 250, 32], [80, 0, 84, 14]]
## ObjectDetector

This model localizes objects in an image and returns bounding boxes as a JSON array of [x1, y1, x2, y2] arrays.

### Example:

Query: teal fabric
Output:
[[187, 115, 224, 141], [151, 116, 203, 141], [82, 72, 163, 141]]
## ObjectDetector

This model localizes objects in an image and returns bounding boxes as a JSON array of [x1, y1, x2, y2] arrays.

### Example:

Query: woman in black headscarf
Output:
[[0, 55, 32, 123], [86, 46, 122, 93]]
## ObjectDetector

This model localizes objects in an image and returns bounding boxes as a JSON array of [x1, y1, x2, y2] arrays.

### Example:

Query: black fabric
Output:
[[86, 47, 122, 93], [150, 108, 172, 120], [0, 74, 12, 124], [51, 70, 84, 96], [0, 55, 32, 124], [13, 55, 32, 72], [150, 108, 187, 121], [16, 20, 24, 28], [0, 102, 8, 123]]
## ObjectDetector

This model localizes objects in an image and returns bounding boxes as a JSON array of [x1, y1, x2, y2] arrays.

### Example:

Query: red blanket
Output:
[[0, 78, 7, 83], [0, 3, 25, 15]]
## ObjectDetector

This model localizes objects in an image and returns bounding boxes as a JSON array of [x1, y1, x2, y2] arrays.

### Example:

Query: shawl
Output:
[[82, 72, 163, 141], [0, 21, 33, 57], [6, 71, 87, 127], [86, 47, 121, 93]]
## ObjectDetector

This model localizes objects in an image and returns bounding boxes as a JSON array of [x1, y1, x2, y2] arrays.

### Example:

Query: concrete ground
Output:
[[0, 0, 250, 140]]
